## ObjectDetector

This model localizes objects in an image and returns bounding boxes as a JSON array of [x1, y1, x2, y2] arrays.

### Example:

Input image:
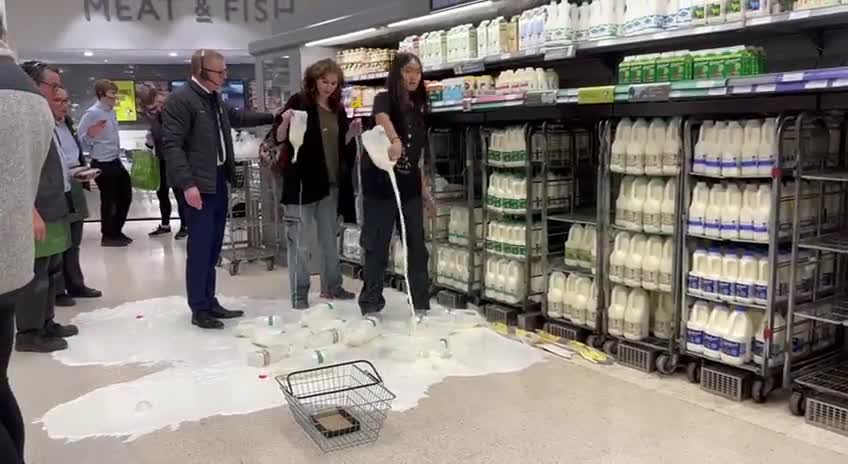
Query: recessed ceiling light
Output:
[[169, 52, 178, 57], [282, 56, 290, 59], [83, 50, 94, 57], [305, 27, 378, 47], [103, 59, 109, 63]]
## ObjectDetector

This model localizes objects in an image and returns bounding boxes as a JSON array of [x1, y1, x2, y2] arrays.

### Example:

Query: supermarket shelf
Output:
[[687, 231, 770, 246], [548, 209, 598, 225], [614, 335, 671, 353], [798, 231, 848, 254], [547, 317, 596, 332], [686, 349, 770, 375], [801, 170, 848, 182], [794, 358, 848, 400], [435, 279, 480, 295], [610, 223, 674, 236], [794, 295, 848, 326], [687, 292, 768, 310], [346, 72, 388, 83], [549, 260, 596, 279], [485, 246, 544, 261], [690, 171, 772, 180]]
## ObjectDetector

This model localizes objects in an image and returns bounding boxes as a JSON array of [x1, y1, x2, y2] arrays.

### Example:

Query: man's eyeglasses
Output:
[[202, 67, 228, 76]]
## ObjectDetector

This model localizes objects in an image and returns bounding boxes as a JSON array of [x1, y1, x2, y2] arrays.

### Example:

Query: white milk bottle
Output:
[[610, 231, 630, 284], [754, 255, 769, 305], [496, 258, 510, 296], [703, 303, 730, 359], [485, 258, 498, 297], [693, 120, 714, 174], [704, 183, 725, 238], [643, 178, 665, 233], [645, 118, 667, 175], [626, 118, 649, 175], [721, 306, 753, 365], [703, 247, 723, 296], [736, 251, 757, 304], [628, 177, 650, 231], [663, 117, 682, 175], [753, 184, 770, 242], [688, 182, 709, 235], [563, 273, 580, 320], [586, 280, 599, 329], [687, 300, 711, 352], [739, 183, 757, 240], [583, 226, 598, 272], [624, 288, 650, 341], [642, 236, 664, 291], [507, 261, 524, 301], [689, 247, 708, 296], [721, 182, 742, 239], [653, 293, 674, 339], [477, 21, 490, 57], [573, 277, 592, 326], [616, 176, 634, 227], [608, 285, 629, 336], [758, 118, 777, 177], [611, 119, 632, 173], [659, 238, 674, 292], [661, 178, 677, 234], [741, 119, 762, 176], [625, 234, 647, 288], [705, 121, 726, 176], [721, 121, 744, 177], [753, 312, 786, 367], [719, 250, 740, 302]]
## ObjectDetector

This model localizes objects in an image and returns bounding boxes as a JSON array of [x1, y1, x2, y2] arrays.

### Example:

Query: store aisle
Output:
[[9, 222, 848, 464]]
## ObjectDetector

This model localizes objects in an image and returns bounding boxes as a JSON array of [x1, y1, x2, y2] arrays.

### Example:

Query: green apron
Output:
[[66, 181, 90, 223], [35, 221, 71, 259]]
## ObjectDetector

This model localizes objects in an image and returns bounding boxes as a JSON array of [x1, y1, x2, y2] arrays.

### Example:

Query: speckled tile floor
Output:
[[9, 222, 848, 464]]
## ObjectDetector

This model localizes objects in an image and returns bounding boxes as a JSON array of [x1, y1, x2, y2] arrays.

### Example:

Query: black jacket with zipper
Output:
[[275, 93, 356, 223], [160, 80, 274, 194]]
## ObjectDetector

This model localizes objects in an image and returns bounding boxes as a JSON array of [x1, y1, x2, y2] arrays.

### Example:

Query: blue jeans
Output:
[[284, 188, 343, 305], [184, 167, 228, 313]]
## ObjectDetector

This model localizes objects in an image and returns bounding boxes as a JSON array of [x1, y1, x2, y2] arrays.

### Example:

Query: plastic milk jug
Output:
[[689, 247, 708, 296], [753, 184, 770, 242], [611, 119, 632, 173], [496, 258, 509, 294], [489, 17, 506, 55], [721, 182, 742, 239], [693, 120, 714, 174], [486, 258, 498, 293], [563, 273, 580, 320], [587, 280, 599, 329], [560, 1, 576, 43], [719, 251, 740, 301], [653, 293, 674, 339], [641, 236, 664, 290], [545, 2, 560, 44], [721, 121, 744, 177], [507, 261, 524, 300], [625, 234, 647, 288], [617, 176, 634, 227], [608, 285, 629, 337], [704, 183, 725, 238], [736, 252, 757, 304], [754, 256, 769, 305], [758, 118, 777, 176], [565, 224, 585, 267], [628, 177, 650, 230], [687, 300, 711, 352], [659, 238, 674, 292], [688, 181, 709, 235], [643, 178, 665, 233], [702, 247, 723, 296], [477, 21, 490, 57], [626, 118, 649, 175], [645, 118, 667, 175], [663, 117, 682, 175], [741, 119, 762, 176], [704, 121, 726, 176], [721, 307, 753, 365], [624, 288, 650, 341], [739, 184, 757, 240], [703, 304, 730, 359], [583, 226, 598, 271], [661, 178, 677, 234], [573, 277, 592, 326], [753, 312, 786, 366], [610, 231, 630, 284]]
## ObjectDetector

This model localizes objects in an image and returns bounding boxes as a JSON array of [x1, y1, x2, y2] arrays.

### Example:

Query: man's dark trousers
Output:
[[185, 167, 228, 313]]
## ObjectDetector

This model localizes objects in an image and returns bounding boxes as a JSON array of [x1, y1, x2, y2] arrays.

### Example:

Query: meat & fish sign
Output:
[[83, 0, 294, 23]]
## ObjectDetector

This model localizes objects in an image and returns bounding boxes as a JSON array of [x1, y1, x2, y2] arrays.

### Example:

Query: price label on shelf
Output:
[[782, 72, 806, 82], [629, 83, 671, 102], [732, 86, 753, 94], [755, 84, 777, 93], [462, 99, 473, 112], [544, 45, 576, 61], [453, 61, 485, 75], [708, 87, 727, 96], [525, 91, 558, 106], [789, 9, 812, 20], [805, 80, 830, 90], [578, 86, 615, 104], [832, 78, 848, 88]]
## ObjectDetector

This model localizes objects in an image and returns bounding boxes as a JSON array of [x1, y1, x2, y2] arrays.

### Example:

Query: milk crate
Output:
[[806, 397, 848, 436], [517, 311, 545, 331], [485, 304, 519, 326], [436, 289, 468, 309], [617, 342, 659, 373], [700, 364, 751, 401]]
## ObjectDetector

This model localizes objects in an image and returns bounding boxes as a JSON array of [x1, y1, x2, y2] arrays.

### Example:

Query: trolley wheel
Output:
[[229, 262, 240, 276], [789, 391, 806, 416], [656, 354, 679, 376], [751, 378, 774, 404], [586, 335, 601, 349], [686, 361, 701, 384], [266, 259, 275, 271], [603, 340, 618, 357]]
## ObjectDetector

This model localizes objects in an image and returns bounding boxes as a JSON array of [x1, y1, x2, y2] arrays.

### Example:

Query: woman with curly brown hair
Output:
[[272, 59, 362, 309]]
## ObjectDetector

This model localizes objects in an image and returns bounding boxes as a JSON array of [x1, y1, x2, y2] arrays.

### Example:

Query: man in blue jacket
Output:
[[161, 49, 275, 329]]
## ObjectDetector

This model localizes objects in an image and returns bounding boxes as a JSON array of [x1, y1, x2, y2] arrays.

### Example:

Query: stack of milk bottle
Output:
[[486, 221, 545, 258], [615, 176, 678, 234], [391, 239, 431, 276], [563, 224, 598, 273], [448, 207, 483, 246], [435, 246, 481, 290], [692, 119, 777, 178], [487, 172, 572, 214], [547, 272, 598, 328], [608, 287, 674, 341], [485, 258, 544, 304], [609, 232, 675, 292], [611, 118, 682, 176], [489, 127, 528, 167]]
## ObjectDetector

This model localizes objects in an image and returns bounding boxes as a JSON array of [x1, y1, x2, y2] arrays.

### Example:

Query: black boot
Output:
[[16, 332, 68, 353]]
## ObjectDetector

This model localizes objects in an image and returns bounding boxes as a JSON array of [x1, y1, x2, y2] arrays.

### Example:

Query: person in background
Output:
[[78, 79, 133, 247], [359, 53, 435, 320], [273, 58, 361, 309], [145, 89, 188, 239], [52, 86, 102, 307], [161, 49, 276, 330], [0, 19, 52, 463], [18, 61, 79, 352]]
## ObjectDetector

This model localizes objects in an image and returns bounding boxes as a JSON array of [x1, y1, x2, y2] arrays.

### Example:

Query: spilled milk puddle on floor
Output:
[[39, 291, 546, 442]]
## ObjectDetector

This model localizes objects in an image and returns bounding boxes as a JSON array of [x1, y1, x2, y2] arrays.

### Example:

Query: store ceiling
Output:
[[14, 48, 255, 65]]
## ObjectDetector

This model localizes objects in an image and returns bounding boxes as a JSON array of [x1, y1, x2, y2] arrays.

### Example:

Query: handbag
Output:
[[258, 124, 289, 176]]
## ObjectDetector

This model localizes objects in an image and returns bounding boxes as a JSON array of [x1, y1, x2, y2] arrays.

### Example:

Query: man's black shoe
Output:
[[119, 233, 134, 243], [16, 332, 68, 353], [209, 305, 244, 319], [192, 313, 225, 329], [44, 321, 79, 338], [55, 294, 76, 307], [68, 287, 103, 298], [175, 228, 189, 240], [101, 237, 129, 247]]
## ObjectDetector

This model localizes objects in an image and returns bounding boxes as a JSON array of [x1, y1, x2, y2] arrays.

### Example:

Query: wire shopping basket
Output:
[[276, 360, 396, 452]]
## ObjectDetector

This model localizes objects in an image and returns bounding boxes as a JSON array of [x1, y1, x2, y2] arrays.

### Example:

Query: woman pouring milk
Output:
[[358, 53, 435, 319]]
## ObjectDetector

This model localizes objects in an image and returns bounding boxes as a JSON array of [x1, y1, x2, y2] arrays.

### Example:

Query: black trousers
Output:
[[16, 254, 61, 334], [156, 158, 187, 227], [0, 290, 26, 464], [91, 159, 132, 239], [59, 220, 85, 295], [358, 194, 430, 315]]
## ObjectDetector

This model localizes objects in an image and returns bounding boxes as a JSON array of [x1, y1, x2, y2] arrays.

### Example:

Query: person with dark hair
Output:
[[358, 53, 435, 319], [145, 90, 188, 239], [270, 58, 361, 309], [78, 78, 133, 247]]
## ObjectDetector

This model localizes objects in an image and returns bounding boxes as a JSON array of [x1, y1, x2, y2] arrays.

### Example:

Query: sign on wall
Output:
[[82, 0, 294, 23], [113, 80, 138, 122]]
